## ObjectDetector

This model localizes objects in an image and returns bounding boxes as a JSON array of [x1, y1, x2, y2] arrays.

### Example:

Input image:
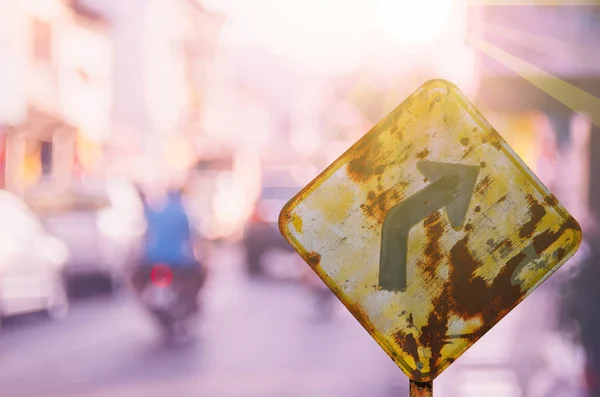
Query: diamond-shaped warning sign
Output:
[[279, 79, 581, 382]]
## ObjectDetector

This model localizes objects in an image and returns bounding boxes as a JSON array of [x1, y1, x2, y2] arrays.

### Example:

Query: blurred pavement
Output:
[[0, 243, 408, 397]]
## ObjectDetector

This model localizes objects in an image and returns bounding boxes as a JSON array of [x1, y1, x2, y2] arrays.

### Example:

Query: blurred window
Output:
[[41, 140, 53, 176], [32, 18, 52, 63]]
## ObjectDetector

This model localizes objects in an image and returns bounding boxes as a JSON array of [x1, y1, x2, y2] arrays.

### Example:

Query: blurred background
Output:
[[0, 0, 598, 396]]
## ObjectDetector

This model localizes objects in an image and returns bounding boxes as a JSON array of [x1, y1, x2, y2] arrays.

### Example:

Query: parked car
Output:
[[36, 180, 145, 293], [0, 190, 69, 326], [242, 165, 311, 279]]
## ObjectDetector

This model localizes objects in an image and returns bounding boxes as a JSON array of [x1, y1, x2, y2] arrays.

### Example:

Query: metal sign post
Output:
[[410, 380, 433, 397]]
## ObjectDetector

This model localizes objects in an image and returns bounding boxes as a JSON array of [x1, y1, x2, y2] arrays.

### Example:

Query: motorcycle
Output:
[[137, 263, 204, 342]]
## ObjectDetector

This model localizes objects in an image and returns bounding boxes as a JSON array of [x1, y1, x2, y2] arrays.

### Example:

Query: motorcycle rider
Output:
[[132, 187, 206, 313]]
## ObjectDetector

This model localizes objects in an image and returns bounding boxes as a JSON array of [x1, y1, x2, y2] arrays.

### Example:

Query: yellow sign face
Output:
[[279, 80, 581, 382]]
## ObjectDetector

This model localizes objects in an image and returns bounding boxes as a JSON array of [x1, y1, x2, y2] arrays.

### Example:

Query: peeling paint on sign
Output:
[[278, 79, 581, 382]]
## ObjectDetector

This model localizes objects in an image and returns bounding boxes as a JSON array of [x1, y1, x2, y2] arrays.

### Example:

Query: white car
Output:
[[0, 190, 69, 326]]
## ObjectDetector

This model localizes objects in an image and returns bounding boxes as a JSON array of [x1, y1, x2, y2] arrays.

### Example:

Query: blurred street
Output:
[[0, 242, 408, 397], [0, 1, 598, 396]]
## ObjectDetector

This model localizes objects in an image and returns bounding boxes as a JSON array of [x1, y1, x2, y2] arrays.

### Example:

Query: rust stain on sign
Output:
[[278, 79, 581, 382]]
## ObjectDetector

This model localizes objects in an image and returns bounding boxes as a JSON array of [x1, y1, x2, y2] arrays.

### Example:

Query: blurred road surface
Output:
[[0, 243, 408, 397]]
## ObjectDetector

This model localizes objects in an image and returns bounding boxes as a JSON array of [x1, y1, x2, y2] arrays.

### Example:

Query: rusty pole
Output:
[[410, 380, 433, 397]]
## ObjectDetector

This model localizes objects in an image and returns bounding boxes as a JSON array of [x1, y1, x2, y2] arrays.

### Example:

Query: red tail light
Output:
[[585, 364, 599, 391], [150, 264, 173, 287]]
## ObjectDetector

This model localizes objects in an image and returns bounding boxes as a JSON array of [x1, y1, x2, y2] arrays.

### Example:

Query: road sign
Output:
[[279, 79, 581, 383]]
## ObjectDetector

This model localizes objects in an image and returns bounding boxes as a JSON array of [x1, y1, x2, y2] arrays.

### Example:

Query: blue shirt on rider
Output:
[[142, 191, 196, 268]]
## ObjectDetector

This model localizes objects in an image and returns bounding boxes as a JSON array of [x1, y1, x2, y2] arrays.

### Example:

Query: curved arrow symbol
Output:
[[379, 161, 480, 292]]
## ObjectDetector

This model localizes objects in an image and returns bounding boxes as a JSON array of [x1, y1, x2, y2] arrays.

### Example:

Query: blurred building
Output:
[[0, 0, 112, 201], [76, 0, 224, 186], [60, 0, 112, 180]]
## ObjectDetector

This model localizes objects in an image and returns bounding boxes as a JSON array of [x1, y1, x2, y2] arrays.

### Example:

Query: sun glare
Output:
[[375, 0, 458, 47]]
